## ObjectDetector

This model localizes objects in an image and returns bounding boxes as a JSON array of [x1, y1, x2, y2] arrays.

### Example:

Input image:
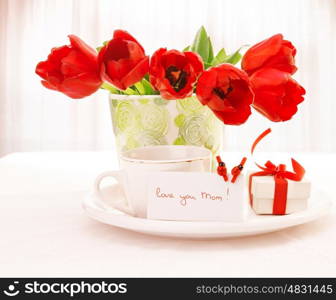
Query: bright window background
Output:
[[0, 0, 335, 156]]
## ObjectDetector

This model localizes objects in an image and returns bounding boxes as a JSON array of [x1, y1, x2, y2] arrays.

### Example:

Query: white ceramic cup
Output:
[[94, 145, 212, 218]]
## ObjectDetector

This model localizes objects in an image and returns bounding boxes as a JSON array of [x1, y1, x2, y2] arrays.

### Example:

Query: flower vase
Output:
[[109, 94, 223, 162]]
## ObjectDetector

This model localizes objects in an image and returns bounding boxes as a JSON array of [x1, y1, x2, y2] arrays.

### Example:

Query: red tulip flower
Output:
[[35, 35, 102, 99], [241, 34, 297, 76], [250, 68, 305, 122], [196, 64, 254, 125], [98, 30, 149, 90], [149, 48, 204, 99]]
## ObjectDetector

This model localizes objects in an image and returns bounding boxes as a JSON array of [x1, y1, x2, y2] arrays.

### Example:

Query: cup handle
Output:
[[93, 170, 134, 215]]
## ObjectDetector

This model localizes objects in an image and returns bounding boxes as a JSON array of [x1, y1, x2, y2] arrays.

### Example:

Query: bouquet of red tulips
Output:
[[36, 27, 305, 125]]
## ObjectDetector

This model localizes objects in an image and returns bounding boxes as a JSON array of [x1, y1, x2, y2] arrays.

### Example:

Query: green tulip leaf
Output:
[[96, 40, 108, 52], [134, 82, 145, 95], [141, 78, 158, 95], [133, 78, 158, 95], [216, 48, 227, 60], [204, 62, 212, 69], [191, 26, 210, 63], [223, 45, 248, 65], [207, 37, 214, 64], [124, 86, 139, 95], [101, 82, 123, 94], [182, 45, 191, 52], [211, 48, 227, 66], [223, 49, 242, 65]]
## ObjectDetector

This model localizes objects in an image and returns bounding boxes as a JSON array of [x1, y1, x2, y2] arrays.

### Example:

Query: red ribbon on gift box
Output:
[[249, 128, 305, 215]]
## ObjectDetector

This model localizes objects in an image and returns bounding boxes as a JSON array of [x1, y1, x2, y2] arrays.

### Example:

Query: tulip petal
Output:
[[207, 96, 236, 112], [35, 46, 71, 78], [41, 80, 58, 91], [68, 34, 98, 63], [242, 34, 283, 73], [196, 64, 254, 125], [214, 106, 252, 125], [36, 37, 101, 99], [35, 61, 52, 80], [184, 51, 204, 75], [251, 67, 289, 88], [113, 29, 145, 53], [149, 48, 167, 89], [149, 48, 198, 99], [159, 79, 194, 100], [242, 34, 298, 75], [104, 60, 126, 90], [251, 68, 305, 122], [163, 50, 188, 69], [98, 32, 147, 90], [104, 39, 130, 61], [262, 41, 297, 74], [195, 68, 218, 105], [61, 72, 102, 98], [61, 49, 96, 76], [121, 56, 149, 89]]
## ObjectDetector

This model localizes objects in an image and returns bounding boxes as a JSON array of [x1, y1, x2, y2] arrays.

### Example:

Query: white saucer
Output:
[[82, 184, 332, 239]]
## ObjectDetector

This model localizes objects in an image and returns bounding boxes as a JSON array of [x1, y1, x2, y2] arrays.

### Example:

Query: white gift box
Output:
[[249, 174, 311, 215]]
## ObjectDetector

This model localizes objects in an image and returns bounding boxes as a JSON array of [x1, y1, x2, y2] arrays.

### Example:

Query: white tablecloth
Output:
[[0, 152, 335, 277]]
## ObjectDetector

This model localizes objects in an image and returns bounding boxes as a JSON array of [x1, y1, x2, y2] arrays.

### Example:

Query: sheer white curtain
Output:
[[0, 0, 335, 156]]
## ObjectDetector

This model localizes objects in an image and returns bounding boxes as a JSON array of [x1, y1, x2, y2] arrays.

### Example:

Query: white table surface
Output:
[[0, 151, 335, 277]]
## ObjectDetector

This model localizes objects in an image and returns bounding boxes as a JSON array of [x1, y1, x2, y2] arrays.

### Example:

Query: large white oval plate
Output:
[[82, 184, 332, 239]]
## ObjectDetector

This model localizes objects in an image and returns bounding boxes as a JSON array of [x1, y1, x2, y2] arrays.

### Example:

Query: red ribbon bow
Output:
[[249, 128, 305, 215]]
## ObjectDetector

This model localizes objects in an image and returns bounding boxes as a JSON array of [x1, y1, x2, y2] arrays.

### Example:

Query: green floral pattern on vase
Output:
[[109, 94, 223, 159]]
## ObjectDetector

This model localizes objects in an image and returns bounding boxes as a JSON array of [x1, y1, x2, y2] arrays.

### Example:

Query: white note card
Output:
[[147, 172, 247, 222]]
